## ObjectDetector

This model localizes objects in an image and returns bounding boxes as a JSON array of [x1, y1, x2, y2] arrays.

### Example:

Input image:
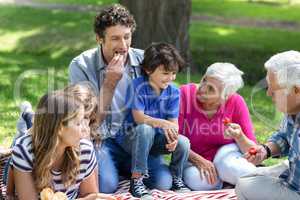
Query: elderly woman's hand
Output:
[[224, 123, 243, 140], [194, 157, 218, 185]]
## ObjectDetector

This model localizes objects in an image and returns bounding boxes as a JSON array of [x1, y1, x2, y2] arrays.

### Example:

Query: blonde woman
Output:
[[12, 91, 115, 200]]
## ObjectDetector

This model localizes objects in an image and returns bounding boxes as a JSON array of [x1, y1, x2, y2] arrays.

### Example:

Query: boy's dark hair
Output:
[[94, 4, 136, 38], [141, 42, 185, 75]]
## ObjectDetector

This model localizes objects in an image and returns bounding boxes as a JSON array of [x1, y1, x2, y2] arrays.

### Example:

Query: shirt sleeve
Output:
[[128, 82, 145, 112], [69, 58, 89, 84], [268, 117, 290, 157], [232, 95, 257, 143], [80, 140, 97, 179], [166, 88, 180, 119], [12, 140, 33, 172]]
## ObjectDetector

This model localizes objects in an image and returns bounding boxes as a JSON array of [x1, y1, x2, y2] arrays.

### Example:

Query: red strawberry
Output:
[[248, 147, 257, 155], [222, 117, 231, 126]]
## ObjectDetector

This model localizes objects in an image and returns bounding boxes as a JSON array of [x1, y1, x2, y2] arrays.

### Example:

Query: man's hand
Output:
[[244, 145, 267, 165], [104, 53, 125, 85]]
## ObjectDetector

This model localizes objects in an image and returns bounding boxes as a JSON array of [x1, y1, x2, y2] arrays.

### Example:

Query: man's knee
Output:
[[99, 176, 119, 193], [146, 164, 172, 190]]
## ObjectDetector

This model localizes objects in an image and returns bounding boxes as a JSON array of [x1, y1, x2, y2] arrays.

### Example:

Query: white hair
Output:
[[264, 50, 300, 91], [204, 62, 244, 99]]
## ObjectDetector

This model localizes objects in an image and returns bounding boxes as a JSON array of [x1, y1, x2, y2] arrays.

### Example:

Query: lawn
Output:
[[1, 1, 297, 165]]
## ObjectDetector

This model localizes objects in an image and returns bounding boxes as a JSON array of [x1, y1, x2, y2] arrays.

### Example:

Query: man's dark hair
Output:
[[94, 4, 136, 38], [141, 42, 185, 75]]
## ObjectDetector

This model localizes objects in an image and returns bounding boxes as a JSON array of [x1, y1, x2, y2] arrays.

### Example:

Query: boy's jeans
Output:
[[119, 124, 190, 178]]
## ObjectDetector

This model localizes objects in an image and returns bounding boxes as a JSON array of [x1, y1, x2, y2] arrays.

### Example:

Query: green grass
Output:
[[32, 0, 117, 6], [192, 0, 300, 22], [189, 21, 300, 84], [0, 4, 293, 165]]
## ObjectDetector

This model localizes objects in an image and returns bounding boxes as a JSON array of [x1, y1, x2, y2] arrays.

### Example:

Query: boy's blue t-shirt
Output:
[[116, 76, 180, 142]]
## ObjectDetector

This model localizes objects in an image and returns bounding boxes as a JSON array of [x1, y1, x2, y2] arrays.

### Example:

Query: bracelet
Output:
[[261, 144, 272, 159]]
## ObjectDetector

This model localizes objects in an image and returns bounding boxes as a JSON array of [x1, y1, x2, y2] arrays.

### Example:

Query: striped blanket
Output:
[[113, 180, 237, 200]]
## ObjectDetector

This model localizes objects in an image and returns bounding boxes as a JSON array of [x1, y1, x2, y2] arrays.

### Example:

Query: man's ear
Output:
[[294, 86, 300, 94], [96, 35, 103, 44]]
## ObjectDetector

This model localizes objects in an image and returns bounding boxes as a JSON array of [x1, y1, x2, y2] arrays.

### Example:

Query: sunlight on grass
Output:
[[212, 27, 236, 36], [0, 29, 42, 51]]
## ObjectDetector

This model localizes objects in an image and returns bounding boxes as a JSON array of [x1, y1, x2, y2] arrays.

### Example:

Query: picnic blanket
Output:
[[1, 147, 237, 200], [113, 180, 237, 200]]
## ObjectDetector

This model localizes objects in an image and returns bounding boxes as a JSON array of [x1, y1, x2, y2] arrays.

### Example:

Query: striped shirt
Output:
[[12, 135, 97, 199], [268, 114, 300, 194]]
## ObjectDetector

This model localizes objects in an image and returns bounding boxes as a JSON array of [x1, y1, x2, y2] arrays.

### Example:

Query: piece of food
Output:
[[40, 188, 67, 200], [248, 147, 257, 155], [52, 192, 68, 200], [222, 117, 231, 126], [40, 188, 54, 200]]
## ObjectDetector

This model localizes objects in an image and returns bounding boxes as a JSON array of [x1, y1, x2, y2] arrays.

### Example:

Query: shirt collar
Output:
[[287, 113, 300, 126], [142, 76, 170, 99], [96, 46, 140, 70]]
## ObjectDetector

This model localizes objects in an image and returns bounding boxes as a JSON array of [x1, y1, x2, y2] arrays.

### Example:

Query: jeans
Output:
[[183, 143, 256, 190], [95, 137, 174, 193], [235, 160, 296, 200], [119, 124, 190, 179]]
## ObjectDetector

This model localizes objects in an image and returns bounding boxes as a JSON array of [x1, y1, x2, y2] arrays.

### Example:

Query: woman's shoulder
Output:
[[180, 83, 198, 93]]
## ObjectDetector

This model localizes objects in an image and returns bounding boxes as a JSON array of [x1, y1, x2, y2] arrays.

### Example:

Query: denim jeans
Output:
[[95, 137, 174, 193], [118, 124, 190, 179]]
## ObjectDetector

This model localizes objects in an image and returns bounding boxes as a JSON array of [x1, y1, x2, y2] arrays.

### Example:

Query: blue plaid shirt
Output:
[[268, 113, 300, 193]]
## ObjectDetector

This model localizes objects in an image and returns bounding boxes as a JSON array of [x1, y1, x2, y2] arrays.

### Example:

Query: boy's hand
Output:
[[164, 126, 178, 143], [166, 139, 178, 152]]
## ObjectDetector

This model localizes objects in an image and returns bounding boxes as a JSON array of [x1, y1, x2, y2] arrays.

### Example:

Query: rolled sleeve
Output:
[[268, 131, 289, 157]]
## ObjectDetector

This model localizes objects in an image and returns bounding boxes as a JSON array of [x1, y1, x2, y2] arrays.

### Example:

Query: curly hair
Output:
[[141, 42, 186, 75], [94, 4, 136, 38]]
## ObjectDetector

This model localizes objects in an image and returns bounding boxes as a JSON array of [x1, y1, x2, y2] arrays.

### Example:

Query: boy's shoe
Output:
[[130, 177, 153, 199], [171, 176, 191, 193]]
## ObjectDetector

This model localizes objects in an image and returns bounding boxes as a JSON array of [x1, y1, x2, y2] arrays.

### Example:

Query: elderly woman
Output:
[[179, 63, 257, 190]]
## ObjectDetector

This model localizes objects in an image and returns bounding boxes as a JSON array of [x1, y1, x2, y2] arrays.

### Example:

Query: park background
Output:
[[1, 0, 300, 166]]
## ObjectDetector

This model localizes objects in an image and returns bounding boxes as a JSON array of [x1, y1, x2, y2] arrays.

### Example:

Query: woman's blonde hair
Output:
[[63, 82, 101, 145], [32, 91, 82, 192]]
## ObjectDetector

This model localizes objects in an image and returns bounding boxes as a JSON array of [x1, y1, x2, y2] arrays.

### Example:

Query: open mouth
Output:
[[114, 50, 127, 56]]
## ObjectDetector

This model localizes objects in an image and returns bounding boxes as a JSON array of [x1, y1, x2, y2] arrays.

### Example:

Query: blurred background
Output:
[[0, 0, 299, 164]]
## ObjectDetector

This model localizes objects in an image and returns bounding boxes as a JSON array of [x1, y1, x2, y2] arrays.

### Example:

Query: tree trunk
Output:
[[120, 0, 192, 65]]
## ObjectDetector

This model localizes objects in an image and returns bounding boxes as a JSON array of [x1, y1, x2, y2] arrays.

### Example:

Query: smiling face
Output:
[[98, 25, 132, 63], [266, 70, 300, 114], [147, 65, 177, 94], [196, 76, 224, 109]]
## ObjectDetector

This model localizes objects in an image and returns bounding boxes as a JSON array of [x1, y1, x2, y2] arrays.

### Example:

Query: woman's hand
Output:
[[224, 123, 243, 140], [194, 157, 218, 185]]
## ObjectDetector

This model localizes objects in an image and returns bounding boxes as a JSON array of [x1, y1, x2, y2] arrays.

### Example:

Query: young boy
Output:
[[116, 43, 191, 199]]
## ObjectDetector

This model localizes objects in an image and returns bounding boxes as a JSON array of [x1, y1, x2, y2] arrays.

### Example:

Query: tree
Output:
[[120, 0, 192, 64]]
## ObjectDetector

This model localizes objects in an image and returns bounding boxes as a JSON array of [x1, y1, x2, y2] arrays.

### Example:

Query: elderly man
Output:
[[235, 50, 300, 200]]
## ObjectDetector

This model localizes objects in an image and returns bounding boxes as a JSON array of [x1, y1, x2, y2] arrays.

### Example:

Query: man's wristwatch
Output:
[[261, 144, 272, 159]]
